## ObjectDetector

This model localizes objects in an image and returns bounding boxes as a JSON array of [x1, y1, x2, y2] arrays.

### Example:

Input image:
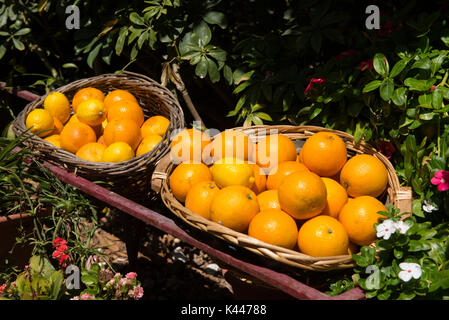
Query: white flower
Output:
[[376, 219, 396, 240], [423, 200, 438, 213], [398, 262, 422, 282], [395, 220, 410, 234]]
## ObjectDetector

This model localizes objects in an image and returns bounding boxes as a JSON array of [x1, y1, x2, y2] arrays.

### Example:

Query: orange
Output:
[[102, 142, 135, 162], [248, 209, 298, 249], [297, 148, 304, 163], [320, 177, 348, 218], [210, 158, 255, 188], [76, 142, 107, 162], [210, 130, 255, 162], [107, 100, 145, 126], [67, 114, 80, 124], [97, 135, 106, 146], [53, 117, 64, 134], [59, 122, 97, 153], [76, 99, 107, 127], [72, 87, 105, 113], [278, 171, 327, 220], [301, 132, 347, 177], [297, 215, 349, 257], [255, 134, 297, 171], [169, 162, 212, 202], [257, 190, 281, 211], [209, 185, 259, 232], [185, 181, 220, 219], [44, 134, 61, 148], [170, 128, 211, 163], [103, 118, 142, 150], [136, 134, 162, 157], [43, 92, 71, 124], [266, 161, 309, 190], [339, 154, 388, 198], [141, 115, 170, 138], [104, 89, 138, 111], [247, 162, 266, 194], [338, 196, 387, 246], [25, 109, 55, 138]]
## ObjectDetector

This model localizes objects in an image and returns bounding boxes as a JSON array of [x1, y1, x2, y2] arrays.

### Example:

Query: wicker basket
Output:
[[13, 71, 184, 196], [152, 125, 413, 272]]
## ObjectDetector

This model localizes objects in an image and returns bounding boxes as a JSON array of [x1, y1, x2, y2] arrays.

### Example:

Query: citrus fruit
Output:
[[248, 209, 298, 249], [136, 134, 162, 157], [257, 189, 281, 211], [25, 109, 55, 138], [297, 215, 349, 257], [297, 148, 304, 163], [338, 196, 387, 246], [210, 157, 255, 188], [59, 122, 97, 153], [102, 142, 135, 163], [107, 100, 145, 126], [209, 185, 259, 232], [44, 134, 61, 148], [255, 134, 297, 170], [52, 117, 64, 134], [185, 181, 220, 219], [104, 89, 138, 111], [170, 128, 211, 163], [97, 135, 106, 146], [67, 114, 80, 124], [247, 162, 266, 194], [278, 171, 327, 220], [72, 87, 105, 112], [169, 162, 212, 202], [76, 142, 107, 162], [103, 118, 142, 150], [266, 161, 309, 190], [301, 131, 347, 177], [210, 130, 255, 162], [76, 99, 107, 127], [43, 92, 71, 124], [339, 154, 388, 198], [141, 115, 170, 138], [320, 177, 348, 218]]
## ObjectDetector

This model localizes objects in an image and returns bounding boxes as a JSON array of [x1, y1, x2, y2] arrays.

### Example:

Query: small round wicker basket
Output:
[[152, 125, 413, 272], [13, 71, 185, 196]]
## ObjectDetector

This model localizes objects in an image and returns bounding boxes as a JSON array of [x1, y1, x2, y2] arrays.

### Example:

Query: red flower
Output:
[[52, 237, 67, 248], [377, 141, 396, 159], [357, 60, 374, 71], [431, 170, 449, 192], [335, 49, 358, 60], [52, 237, 70, 267], [304, 78, 327, 94], [431, 85, 437, 91]]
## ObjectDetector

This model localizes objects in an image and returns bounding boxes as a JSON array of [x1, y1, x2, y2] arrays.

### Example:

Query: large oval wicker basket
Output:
[[152, 125, 413, 272], [13, 71, 184, 196]]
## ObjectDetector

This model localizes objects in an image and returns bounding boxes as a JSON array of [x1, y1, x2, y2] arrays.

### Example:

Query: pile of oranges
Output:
[[25, 88, 169, 162], [168, 129, 390, 257]]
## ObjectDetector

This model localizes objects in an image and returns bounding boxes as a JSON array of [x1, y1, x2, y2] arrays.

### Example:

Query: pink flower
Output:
[[431, 170, 449, 191], [335, 49, 358, 60], [129, 286, 144, 300], [0, 284, 6, 295], [377, 141, 396, 159], [80, 293, 96, 300], [431, 85, 437, 91], [125, 272, 137, 280], [357, 60, 374, 71], [304, 78, 327, 94]]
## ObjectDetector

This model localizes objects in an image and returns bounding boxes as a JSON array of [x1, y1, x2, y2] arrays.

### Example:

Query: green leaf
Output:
[[49, 271, 64, 300], [206, 46, 227, 61], [432, 87, 444, 109], [373, 53, 389, 77], [223, 65, 233, 85], [390, 59, 408, 78], [87, 43, 102, 68], [195, 57, 208, 78], [115, 27, 129, 56], [29, 256, 55, 279], [14, 28, 31, 36], [362, 80, 382, 93], [254, 112, 272, 121], [404, 78, 433, 91], [419, 112, 435, 120], [193, 21, 212, 46], [137, 30, 149, 49], [411, 57, 431, 70], [392, 87, 407, 106], [418, 93, 433, 108], [380, 78, 394, 101], [0, 44, 6, 60], [129, 12, 145, 26], [12, 38, 25, 51], [207, 58, 220, 83], [203, 11, 227, 29]]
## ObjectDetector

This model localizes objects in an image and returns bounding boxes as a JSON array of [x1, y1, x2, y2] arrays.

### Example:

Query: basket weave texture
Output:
[[152, 125, 413, 272], [13, 71, 185, 195]]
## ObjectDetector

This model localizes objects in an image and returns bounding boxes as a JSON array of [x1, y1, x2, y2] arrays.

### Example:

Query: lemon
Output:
[[44, 134, 61, 148], [26, 108, 55, 137], [102, 142, 135, 162], [76, 99, 107, 126], [210, 157, 255, 188], [43, 92, 71, 124]]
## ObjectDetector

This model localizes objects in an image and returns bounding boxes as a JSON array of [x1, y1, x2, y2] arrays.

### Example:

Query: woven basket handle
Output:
[[394, 186, 413, 214], [151, 154, 172, 193]]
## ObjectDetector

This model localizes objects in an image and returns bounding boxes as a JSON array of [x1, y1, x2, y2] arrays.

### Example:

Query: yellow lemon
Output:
[[76, 99, 107, 127], [43, 92, 71, 124], [102, 142, 135, 162], [136, 134, 163, 156], [26, 109, 55, 137], [44, 134, 61, 148], [210, 157, 255, 188]]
